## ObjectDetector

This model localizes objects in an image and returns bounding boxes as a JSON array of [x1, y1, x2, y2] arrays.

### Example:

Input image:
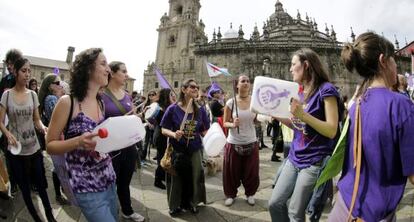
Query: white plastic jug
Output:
[[257, 114, 272, 123], [93, 115, 146, 153], [203, 123, 226, 157], [251, 76, 300, 118]]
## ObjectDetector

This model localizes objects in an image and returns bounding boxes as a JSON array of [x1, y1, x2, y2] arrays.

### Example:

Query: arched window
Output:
[[175, 5, 183, 16], [169, 35, 176, 46]]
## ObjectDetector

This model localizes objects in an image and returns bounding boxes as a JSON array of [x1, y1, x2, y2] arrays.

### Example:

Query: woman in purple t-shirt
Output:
[[101, 61, 145, 222], [268, 48, 341, 222], [328, 32, 414, 222], [161, 79, 210, 216]]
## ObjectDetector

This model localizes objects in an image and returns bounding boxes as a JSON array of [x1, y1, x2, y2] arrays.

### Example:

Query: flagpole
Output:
[[411, 49, 413, 75], [232, 78, 240, 134]]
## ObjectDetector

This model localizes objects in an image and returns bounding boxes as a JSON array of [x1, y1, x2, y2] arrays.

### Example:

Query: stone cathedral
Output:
[[143, 0, 411, 97]]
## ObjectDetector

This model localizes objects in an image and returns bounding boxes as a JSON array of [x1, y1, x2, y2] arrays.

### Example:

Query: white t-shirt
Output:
[[0, 89, 40, 155], [226, 98, 257, 145]]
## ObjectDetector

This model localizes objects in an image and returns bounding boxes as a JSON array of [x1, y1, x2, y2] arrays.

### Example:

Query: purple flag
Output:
[[154, 67, 171, 89]]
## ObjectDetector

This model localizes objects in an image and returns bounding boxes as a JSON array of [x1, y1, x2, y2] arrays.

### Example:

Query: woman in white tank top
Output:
[[222, 75, 259, 207]]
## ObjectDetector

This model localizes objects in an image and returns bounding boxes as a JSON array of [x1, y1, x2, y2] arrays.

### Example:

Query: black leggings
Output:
[[52, 171, 62, 197], [110, 145, 138, 216], [8, 150, 52, 222]]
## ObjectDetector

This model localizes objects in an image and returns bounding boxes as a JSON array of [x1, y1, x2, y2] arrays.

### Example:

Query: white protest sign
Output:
[[251, 76, 300, 118]]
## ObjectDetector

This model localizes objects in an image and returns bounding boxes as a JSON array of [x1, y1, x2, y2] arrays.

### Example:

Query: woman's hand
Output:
[[38, 126, 48, 135], [290, 98, 305, 120], [174, 130, 184, 140], [6, 132, 18, 147], [233, 117, 240, 128], [78, 132, 99, 150]]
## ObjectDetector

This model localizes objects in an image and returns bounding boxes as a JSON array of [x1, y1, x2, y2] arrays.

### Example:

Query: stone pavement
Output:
[[1, 138, 413, 222]]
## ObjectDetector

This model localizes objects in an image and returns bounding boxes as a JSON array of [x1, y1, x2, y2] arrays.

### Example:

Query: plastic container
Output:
[[8, 141, 21, 155], [257, 114, 272, 123], [93, 115, 146, 153], [251, 76, 300, 118], [144, 102, 160, 125], [203, 123, 226, 157]]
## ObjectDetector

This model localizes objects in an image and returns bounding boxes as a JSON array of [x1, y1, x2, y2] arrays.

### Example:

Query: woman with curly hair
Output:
[[46, 48, 118, 221]]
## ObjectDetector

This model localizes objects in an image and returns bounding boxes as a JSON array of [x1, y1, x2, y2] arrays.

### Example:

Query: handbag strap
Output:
[[347, 99, 363, 222], [104, 88, 127, 115], [64, 96, 74, 138]]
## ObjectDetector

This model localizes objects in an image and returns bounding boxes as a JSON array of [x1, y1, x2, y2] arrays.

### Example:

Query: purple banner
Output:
[[154, 67, 171, 89]]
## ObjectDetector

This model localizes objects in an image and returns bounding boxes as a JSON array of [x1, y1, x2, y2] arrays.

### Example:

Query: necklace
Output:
[[238, 95, 249, 99]]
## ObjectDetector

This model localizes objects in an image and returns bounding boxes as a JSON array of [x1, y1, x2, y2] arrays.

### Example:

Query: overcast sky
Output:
[[1, 0, 413, 91]]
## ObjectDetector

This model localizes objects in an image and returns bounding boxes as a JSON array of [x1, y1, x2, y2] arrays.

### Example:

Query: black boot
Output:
[[154, 180, 166, 190], [46, 211, 57, 222], [271, 155, 281, 162]]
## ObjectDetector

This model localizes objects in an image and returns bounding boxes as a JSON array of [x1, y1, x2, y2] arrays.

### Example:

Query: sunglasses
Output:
[[188, 85, 199, 90], [148, 93, 156, 97], [52, 81, 60, 85]]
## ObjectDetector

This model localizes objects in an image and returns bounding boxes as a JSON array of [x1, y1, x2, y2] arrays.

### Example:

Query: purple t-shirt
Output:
[[160, 103, 210, 153], [289, 82, 341, 168], [101, 92, 133, 117], [338, 88, 414, 221]]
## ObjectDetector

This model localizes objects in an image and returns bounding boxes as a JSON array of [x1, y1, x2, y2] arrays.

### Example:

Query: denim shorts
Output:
[[75, 183, 118, 222]]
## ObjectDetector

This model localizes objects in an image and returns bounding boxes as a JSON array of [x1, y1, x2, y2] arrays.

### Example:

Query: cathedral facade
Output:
[[143, 0, 411, 98]]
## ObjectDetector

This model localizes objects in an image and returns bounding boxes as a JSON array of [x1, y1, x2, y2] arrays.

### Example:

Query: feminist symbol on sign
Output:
[[256, 84, 290, 110]]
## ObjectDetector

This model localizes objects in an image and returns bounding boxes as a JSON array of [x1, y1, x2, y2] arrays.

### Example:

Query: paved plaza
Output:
[[1, 138, 413, 222]]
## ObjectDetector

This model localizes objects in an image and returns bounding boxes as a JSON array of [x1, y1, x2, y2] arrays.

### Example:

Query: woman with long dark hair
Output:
[[101, 61, 144, 222], [161, 79, 210, 216], [222, 75, 260, 207], [28, 78, 38, 93], [141, 90, 158, 164], [46, 48, 117, 221], [153, 88, 175, 190], [0, 58, 56, 222], [328, 32, 414, 221], [268, 48, 342, 222], [38, 73, 69, 205]]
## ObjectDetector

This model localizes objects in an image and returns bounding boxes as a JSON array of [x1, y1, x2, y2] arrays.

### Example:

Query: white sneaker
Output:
[[247, 196, 255, 206], [224, 197, 234, 206], [122, 212, 145, 222]]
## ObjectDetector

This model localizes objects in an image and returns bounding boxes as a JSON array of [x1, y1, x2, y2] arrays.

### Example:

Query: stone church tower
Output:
[[143, 0, 207, 93]]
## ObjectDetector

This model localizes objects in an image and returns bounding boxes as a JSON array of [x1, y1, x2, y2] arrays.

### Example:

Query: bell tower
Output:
[[154, 0, 206, 74]]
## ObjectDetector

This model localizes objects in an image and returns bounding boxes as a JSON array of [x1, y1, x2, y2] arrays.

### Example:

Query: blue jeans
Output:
[[268, 159, 321, 222], [75, 183, 118, 222]]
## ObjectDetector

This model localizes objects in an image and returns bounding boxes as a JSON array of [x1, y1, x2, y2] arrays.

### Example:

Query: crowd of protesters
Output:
[[0, 31, 413, 222]]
